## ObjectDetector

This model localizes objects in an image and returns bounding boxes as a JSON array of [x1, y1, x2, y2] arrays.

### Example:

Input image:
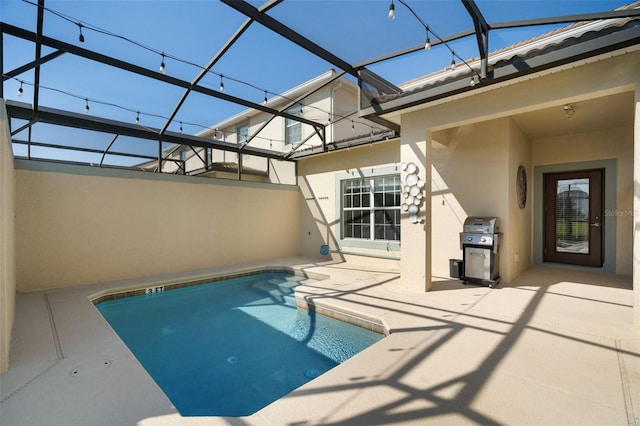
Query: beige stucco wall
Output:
[[508, 119, 533, 279], [15, 163, 300, 292], [269, 159, 296, 185], [532, 126, 634, 274], [400, 113, 431, 290], [1, 100, 16, 372], [429, 118, 519, 281], [634, 85, 640, 330], [211, 87, 332, 153], [297, 141, 401, 268], [178, 78, 374, 185], [398, 50, 639, 287]]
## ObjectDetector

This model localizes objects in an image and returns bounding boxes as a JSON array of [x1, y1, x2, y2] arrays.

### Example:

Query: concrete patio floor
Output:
[[1, 258, 638, 425]]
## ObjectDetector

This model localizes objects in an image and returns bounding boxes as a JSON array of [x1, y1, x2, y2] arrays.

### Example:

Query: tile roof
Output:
[[392, 2, 640, 100], [205, 162, 269, 177]]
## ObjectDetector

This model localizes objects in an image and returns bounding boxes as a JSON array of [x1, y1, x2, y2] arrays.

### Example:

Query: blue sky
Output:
[[1, 0, 632, 162]]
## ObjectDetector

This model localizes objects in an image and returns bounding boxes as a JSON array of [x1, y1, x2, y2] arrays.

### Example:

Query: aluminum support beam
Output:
[[220, 0, 360, 78], [491, 9, 640, 30], [99, 134, 119, 167], [10, 119, 38, 137], [462, 0, 490, 80], [13, 138, 158, 162], [32, 0, 45, 114], [359, 24, 640, 118], [0, 31, 3, 98], [157, 137, 163, 173], [0, 23, 325, 132], [3, 50, 65, 81], [287, 130, 397, 160], [188, 145, 206, 166], [159, 17, 255, 137], [159, 0, 285, 138], [5, 100, 288, 161], [284, 129, 322, 159], [355, 9, 639, 70], [354, 29, 476, 69], [239, 71, 346, 151]]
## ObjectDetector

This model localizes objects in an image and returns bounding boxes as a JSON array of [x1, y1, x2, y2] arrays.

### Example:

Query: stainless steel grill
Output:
[[459, 217, 501, 287]]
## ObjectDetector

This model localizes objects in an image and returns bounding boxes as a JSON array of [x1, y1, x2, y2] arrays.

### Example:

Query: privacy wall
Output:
[[1, 101, 16, 372], [15, 162, 300, 292]]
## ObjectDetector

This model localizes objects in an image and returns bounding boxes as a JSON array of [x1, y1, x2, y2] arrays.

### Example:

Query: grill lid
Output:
[[462, 217, 499, 234]]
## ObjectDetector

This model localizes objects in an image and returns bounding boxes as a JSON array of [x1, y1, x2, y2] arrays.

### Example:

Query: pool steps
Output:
[[296, 298, 386, 336], [251, 277, 300, 303], [90, 268, 386, 335], [89, 267, 319, 305]]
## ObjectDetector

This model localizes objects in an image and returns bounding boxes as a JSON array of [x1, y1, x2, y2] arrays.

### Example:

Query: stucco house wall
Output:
[[235, 87, 331, 152], [428, 117, 527, 282], [508, 119, 533, 281], [297, 140, 401, 268], [394, 49, 639, 291], [167, 72, 382, 185]]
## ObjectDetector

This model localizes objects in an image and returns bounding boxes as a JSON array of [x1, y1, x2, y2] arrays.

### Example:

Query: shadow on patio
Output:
[[256, 264, 638, 425]]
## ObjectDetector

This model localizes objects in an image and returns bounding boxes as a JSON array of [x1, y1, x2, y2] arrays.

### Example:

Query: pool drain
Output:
[[304, 368, 320, 379], [226, 356, 238, 364]]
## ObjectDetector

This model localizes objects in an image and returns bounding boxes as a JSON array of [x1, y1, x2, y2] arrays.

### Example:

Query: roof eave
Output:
[[198, 68, 345, 137], [361, 23, 640, 119], [288, 130, 398, 159]]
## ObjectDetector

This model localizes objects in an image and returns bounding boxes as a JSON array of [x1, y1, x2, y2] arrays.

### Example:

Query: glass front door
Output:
[[543, 169, 604, 267]]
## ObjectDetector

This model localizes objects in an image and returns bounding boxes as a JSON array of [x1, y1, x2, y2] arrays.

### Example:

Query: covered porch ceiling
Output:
[[512, 90, 635, 141]]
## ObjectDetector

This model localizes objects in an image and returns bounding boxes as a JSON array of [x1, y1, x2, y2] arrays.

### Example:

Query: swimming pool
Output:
[[95, 272, 383, 416]]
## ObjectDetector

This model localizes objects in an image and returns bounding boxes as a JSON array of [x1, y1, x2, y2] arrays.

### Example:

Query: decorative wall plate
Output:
[[517, 165, 527, 209]]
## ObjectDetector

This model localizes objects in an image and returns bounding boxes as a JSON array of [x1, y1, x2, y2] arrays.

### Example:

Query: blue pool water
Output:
[[96, 272, 382, 416]]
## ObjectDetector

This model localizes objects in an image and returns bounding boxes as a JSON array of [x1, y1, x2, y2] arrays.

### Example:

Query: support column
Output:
[[634, 85, 640, 332], [400, 117, 431, 292]]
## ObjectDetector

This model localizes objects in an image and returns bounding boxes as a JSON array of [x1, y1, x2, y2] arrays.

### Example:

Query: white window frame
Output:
[[284, 107, 302, 145], [335, 167, 401, 251], [236, 123, 249, 144]]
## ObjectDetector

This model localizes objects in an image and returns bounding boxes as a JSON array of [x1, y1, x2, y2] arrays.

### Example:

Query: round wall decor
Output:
[[517, 165, 527, 209]]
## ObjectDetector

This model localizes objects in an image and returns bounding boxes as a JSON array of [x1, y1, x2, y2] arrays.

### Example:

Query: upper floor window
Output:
[[342, 175, 401, 242], [284, 107, 302, 145], [237, 123, 249, 144]]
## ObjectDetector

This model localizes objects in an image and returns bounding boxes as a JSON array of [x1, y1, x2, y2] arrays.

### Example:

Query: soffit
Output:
[[511, 90, 635, 140], [367, 17, 640, 122]]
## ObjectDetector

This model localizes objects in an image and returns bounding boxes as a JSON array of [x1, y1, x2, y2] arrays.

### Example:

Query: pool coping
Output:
[[295, 296, 387, 335], [3, 259, 638, 426], [89, 264, 388, 336], [88, 266, 329, 304]]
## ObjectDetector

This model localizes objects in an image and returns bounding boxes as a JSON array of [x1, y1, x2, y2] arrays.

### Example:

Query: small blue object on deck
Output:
[[320, 244, 330, 255]]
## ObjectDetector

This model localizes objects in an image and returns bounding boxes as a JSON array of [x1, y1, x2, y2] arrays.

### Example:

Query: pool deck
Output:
[[1, 258, 638, 425]]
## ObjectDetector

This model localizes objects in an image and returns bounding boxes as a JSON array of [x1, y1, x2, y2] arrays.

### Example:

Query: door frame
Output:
[[543, 169, 604, 267], [533, 159, 617, 272]]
